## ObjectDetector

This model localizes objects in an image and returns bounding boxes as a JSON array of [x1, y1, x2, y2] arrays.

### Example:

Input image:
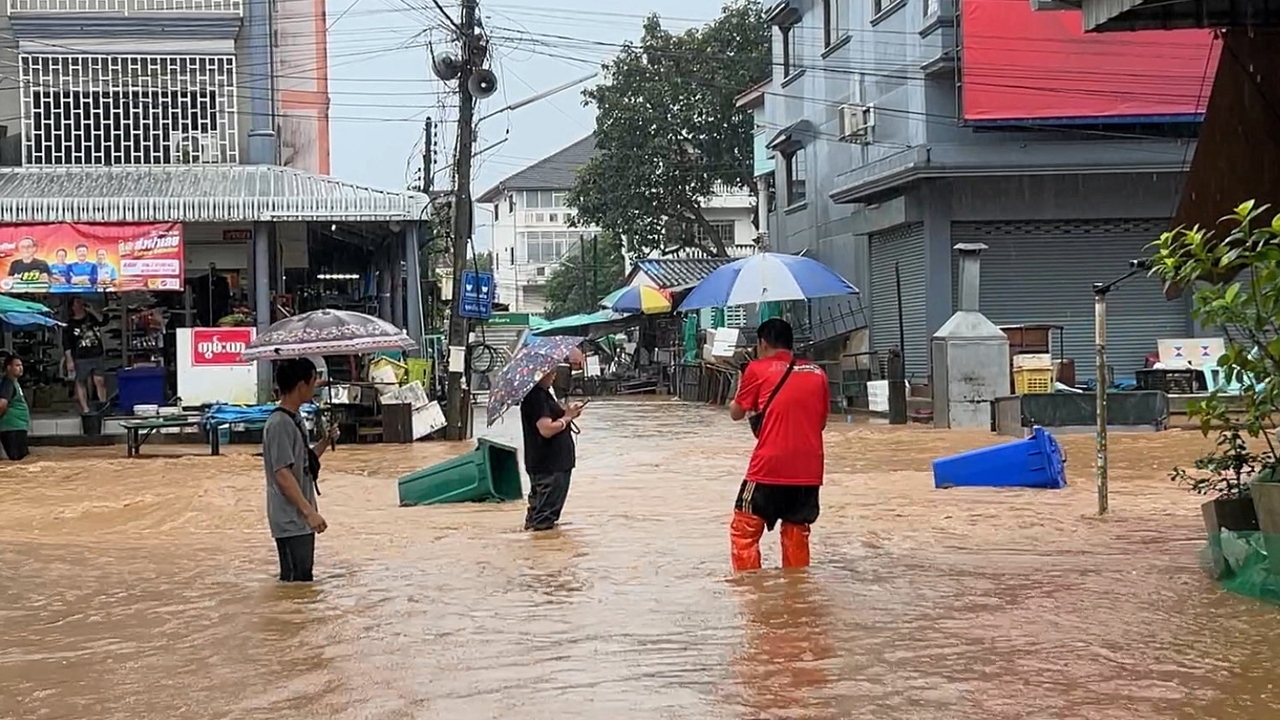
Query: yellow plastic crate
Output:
[[1014, 367, 1054, 395], [406, 358, 432, 385], [369, 356, 408, 384]]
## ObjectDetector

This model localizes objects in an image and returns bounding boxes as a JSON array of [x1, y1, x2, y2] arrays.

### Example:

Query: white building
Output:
[[477, 135, 758, 313]]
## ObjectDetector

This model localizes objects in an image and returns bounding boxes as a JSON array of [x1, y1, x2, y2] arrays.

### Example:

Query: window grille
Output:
[[20, 54, 240, 166]]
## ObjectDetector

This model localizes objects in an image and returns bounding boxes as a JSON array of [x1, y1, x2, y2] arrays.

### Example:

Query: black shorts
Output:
[[735, 480, 821, 531], [0, 430, 29, 461], [275, 533, 316, 582]]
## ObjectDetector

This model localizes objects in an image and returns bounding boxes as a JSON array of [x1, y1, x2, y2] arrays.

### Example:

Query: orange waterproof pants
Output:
[[730, 510, 811, 571]]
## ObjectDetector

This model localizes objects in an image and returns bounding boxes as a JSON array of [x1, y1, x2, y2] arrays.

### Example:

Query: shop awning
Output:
[[529, 309, 635, 338], [765, 120, 814, 153], [0, 164, 431, 224]]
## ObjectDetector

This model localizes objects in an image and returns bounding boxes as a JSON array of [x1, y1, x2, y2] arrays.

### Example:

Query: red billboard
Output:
[[0, 223, 184, 294], [960, 0, 1220, 123]]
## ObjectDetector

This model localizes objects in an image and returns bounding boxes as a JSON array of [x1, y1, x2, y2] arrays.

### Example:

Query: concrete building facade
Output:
[[0, 0, 330, 173], [479, 135, 758, 314], [759, 0, 1198, 382]]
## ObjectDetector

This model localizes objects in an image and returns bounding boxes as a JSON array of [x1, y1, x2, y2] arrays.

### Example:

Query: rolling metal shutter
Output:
[[949, 219, 1189, 382], [870, 223, 929, 380]]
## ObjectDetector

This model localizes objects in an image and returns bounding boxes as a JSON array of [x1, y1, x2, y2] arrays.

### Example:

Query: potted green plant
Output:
[[1173, 427, 1263, 528], [1149, 200, 1280, 577]]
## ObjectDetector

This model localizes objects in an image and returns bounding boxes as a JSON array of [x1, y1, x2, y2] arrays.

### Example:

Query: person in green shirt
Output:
[[0, 354, 31, 461]]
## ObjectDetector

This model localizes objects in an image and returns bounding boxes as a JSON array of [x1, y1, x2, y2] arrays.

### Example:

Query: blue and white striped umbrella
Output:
[[677, 253, 859, 311]]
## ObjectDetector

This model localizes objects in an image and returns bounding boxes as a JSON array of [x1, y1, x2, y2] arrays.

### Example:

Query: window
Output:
[[823, 0, 844, 47], [520, 231, 572, 264], [924, 0, 938, 15], [784, 149, 806, 206], [692, 220, 736, 250], [21, 54, 239, 166], [522, 190, 565, 209], [780, 27, 796, 77], [725, 306, 748, 328]]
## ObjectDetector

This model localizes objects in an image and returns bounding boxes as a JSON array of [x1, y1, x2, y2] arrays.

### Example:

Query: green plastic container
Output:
[[397, 438, 524, 506]]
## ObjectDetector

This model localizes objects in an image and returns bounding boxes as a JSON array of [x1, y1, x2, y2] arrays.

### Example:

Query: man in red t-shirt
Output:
[[728, 318, 829, 571]]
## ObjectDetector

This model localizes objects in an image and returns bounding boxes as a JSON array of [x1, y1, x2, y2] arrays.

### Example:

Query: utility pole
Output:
[[421, 116, 435, 334], [422, 117, 433, 194], [578, 233, 588, 313], [444, 0, 478, 441]]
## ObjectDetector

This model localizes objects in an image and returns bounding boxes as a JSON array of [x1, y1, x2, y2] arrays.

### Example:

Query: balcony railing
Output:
[[8, 0, 242, 13]]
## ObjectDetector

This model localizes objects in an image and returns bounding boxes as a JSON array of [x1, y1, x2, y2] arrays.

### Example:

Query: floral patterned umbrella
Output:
[[240, 309, 416, 361], [485, 335, 585, 427]]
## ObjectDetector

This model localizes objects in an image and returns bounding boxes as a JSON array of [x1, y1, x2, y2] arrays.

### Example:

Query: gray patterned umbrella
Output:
[[240, 309, 416, 361]]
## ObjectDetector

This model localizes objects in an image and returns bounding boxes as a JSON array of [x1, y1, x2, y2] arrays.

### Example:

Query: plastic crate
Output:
[[1014, 367, 1053, 395], [1012, 353, 1053, 370], [1135, 368, 1201, 394]]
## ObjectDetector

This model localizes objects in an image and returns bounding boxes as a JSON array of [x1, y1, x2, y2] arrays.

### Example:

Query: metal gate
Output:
[[870, 223, 929, 379], [949, 219, 1189, 381]]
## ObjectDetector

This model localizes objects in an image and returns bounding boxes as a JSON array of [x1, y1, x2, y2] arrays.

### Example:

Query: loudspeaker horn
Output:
[[431, 52, 463, 82], [468, 68, 498, 99]]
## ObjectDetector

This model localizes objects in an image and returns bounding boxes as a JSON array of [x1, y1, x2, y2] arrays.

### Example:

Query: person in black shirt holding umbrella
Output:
[[519, 367, 586, 532]]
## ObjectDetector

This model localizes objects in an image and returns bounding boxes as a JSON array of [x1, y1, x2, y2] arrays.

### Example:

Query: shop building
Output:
[[757, 0, 1213, 382], [1038, 0, 1280, 249], [0, 0, 429, 438]]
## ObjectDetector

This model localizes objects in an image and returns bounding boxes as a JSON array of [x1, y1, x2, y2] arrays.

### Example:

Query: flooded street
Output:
[[3, 399, 1280, 719]]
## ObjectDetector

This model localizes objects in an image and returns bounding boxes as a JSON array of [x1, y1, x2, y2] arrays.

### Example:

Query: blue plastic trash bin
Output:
[[931, 426, 1067, 489], [116, 366, 167, 415]]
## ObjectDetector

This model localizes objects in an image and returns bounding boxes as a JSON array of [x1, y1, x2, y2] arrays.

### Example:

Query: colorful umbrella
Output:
[[677, 252, 859, 311], [597, 288, 626, 309], [485, 335, 585, 427], [240, 309, 416, 361], [605, 285, 672, 314]]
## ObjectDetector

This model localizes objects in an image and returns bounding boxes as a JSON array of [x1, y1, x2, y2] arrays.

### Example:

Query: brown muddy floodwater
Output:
[[3, 400, 1280, 719]]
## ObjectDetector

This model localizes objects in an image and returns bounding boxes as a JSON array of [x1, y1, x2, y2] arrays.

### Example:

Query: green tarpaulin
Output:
[[0, 295, 53, 316], [530, 309, 633, 337]]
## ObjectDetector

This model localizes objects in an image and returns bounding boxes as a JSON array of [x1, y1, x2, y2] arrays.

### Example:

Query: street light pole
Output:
[[1092, 259, 1150, 516]]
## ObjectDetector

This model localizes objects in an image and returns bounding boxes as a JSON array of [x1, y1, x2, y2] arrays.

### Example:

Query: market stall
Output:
[[0, 223, 185, 427]]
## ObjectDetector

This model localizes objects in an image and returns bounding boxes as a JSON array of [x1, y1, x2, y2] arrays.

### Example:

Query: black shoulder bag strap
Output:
[[749, 359, 796, 438], [273, 406, 322, 496]]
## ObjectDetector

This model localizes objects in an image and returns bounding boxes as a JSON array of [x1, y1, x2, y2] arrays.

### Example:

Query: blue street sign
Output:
[[458, 270, 495, 320]]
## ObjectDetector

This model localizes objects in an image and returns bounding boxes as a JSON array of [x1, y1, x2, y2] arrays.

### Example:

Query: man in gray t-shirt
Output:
[[262, 358, 338, 582]]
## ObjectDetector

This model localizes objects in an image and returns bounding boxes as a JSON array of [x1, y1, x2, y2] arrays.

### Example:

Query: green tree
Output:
[[544, 233, 627, 319], [1148, 200, 1280, 496], [468, 250, 493, 274], [569, 0, 769, 258]]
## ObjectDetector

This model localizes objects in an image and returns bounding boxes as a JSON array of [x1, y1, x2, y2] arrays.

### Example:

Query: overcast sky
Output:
[[325, 0, 727, 249]]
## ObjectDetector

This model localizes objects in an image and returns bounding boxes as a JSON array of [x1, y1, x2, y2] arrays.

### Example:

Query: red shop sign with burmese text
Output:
[[191, 328, 254, 366]]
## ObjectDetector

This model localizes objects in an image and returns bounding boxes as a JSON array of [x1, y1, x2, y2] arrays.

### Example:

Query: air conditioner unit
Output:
[[837, 103, 875, 144], [170, 132, 222, 164]]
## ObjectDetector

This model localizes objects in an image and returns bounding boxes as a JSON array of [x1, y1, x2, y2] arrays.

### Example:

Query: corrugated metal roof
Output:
[[476, 135, 597, 202], [633, 257, 734, 290], [0, 164, 430, 223]]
